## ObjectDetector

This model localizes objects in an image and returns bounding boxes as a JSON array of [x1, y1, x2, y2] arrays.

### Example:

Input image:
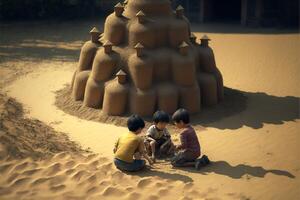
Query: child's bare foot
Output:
[[151, 155, 156, 163]]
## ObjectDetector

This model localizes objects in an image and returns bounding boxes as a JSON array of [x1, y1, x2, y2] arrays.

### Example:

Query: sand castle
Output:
[[71, 0, 224, 117]]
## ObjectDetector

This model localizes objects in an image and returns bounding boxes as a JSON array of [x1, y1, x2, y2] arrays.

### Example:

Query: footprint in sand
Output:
[[86, 174, 98, 183], [0, 163, 13, 174], [64, 168, 76, 175], [136, 177, 153, 188], [64, 160, 76, 168], [154, 182, 163, 187], [179, 197, 193, 200], [22, 168, 42, 176], [102, 186, 125, 196], [0, 187, 12, 195], [53, 152, 68, 159], [99, 179, 110, 187], [88, 160, 100, 167], [111, 170, 124, 180], [84, 154, 98, 162], [31, 177, 51, 185], [100, 163, 113, 171], [126, 191, 141, 200], [44, 163, 62, 176], [158, 188, 169, 195], [6, 172, 20, 183], [50, 184, 66, 192], [183, 182, 194, 190], [125, 186, 134, 192], [14, 161, 29, 171], [49, 175, 67, 186], [16, 190, 30, 195], [146, 194, 160, 200], [72, 170, 91, 181], [86, 186, 101, 194], [11, 177, 31, 187]]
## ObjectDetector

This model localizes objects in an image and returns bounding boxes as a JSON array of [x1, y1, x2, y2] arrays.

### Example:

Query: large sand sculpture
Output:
[[71, 0, 224, 117]]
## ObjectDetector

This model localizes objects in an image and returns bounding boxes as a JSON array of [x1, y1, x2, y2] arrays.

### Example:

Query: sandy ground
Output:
[[0, 20, 300, 200]]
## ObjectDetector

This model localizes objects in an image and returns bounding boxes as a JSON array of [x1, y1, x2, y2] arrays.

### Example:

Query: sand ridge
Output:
[[0, 152, 205, 200]]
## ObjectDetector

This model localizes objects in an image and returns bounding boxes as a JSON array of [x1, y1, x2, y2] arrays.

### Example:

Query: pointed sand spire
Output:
[[114, 2, 124, 17], [103, 40, 113, 53], [134, 43, 145, 57], [90, 27, 100, 34], [190, 33, 197, 44], [201, 35, 211, 41], [200, 35, 211, 47], [179, 41, 189, 55], [136, 10, 146, 23], [176, 5, 184, 18], [89, 27, 100, 43], [116, 70, 127, 84]]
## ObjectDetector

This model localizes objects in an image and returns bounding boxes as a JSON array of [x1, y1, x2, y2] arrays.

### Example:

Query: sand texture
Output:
[[0, 20, 299, 200]]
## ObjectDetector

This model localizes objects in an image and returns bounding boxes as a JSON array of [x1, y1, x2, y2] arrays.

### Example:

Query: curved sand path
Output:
[[5, 67, 125, 158]]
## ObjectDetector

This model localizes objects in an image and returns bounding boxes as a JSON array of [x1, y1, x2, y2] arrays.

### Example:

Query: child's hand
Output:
[[148, 157, 154, 165], [175, 145, 181, 150]]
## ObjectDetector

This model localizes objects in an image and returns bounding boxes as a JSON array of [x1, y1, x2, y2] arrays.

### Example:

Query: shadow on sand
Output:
[[123, 167, 194, 183], [177, 160, 295, 179], [191, 87, 299, 130]]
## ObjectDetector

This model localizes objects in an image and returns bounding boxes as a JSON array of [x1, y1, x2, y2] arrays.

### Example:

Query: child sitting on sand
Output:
[[171, 108, 210, 169], [144, 111, 175, 161], [114, 115, 153, 172]]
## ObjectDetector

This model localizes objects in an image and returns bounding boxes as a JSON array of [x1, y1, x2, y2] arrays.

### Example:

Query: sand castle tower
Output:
[[71, 0, 224, 116]]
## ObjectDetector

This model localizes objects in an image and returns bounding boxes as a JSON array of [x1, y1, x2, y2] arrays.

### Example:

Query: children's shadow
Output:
[[181, 161, 295, 179], [123, 166, 194, 183]]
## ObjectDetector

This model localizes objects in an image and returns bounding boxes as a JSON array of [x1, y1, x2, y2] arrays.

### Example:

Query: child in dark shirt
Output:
[[171, 108, 210, 169]]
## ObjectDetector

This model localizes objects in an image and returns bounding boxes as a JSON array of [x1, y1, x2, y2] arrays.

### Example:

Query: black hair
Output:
[[172, 108, 190, 124], [127, 114, 145, 132], [153, 110, 170, 123]]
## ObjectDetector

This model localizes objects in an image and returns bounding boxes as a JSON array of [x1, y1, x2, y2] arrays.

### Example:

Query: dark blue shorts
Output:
[[114, 158, 146, 172]]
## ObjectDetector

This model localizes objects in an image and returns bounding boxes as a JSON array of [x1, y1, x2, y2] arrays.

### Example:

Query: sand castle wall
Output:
[[71, 0, 224, 117], [102, 79, 129, 115]]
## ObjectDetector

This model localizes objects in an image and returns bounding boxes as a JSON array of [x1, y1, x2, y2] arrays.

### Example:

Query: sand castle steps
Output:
[[71, 1, 224, 116]]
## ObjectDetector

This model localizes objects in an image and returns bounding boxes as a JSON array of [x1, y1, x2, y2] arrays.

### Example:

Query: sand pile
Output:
[[0, 93, 86, 160]]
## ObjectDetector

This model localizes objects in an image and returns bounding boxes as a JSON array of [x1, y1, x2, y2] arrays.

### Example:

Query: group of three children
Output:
[[113, 108, 210, 172]]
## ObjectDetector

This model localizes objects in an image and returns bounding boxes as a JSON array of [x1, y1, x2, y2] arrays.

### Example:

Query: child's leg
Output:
[[134, 152, 142, 160], [160, 140, 175, 156], [114, 158, 145, 172], [171, 151, 196, 167]]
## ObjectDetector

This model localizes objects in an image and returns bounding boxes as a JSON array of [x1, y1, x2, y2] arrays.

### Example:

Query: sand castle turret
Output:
[[71, 1, 224, 116]]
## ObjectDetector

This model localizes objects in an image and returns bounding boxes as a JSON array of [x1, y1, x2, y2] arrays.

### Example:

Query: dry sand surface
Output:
[[0, 20, 300, 200]]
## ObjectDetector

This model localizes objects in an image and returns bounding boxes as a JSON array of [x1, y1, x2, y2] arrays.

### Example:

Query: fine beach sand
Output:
[[0, 20, 300, 200]]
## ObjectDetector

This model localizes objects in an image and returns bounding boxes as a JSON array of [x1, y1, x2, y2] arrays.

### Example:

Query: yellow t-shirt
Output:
[[114, 132, 141, 163]]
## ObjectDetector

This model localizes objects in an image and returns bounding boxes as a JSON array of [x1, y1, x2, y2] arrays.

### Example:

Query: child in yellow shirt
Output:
[[114, 115, 153, 172]]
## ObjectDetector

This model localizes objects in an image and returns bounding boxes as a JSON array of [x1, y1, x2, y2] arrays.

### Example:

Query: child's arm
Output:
[[164, 129, 171, 138], [146, 125, 157, 141], [176, 132, 187, 150], [113, 138, 119, 153], [138, 140, 154, 165]]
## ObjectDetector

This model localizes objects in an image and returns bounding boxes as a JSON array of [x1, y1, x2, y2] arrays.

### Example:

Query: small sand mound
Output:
[[0, 93, 88, 160]]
